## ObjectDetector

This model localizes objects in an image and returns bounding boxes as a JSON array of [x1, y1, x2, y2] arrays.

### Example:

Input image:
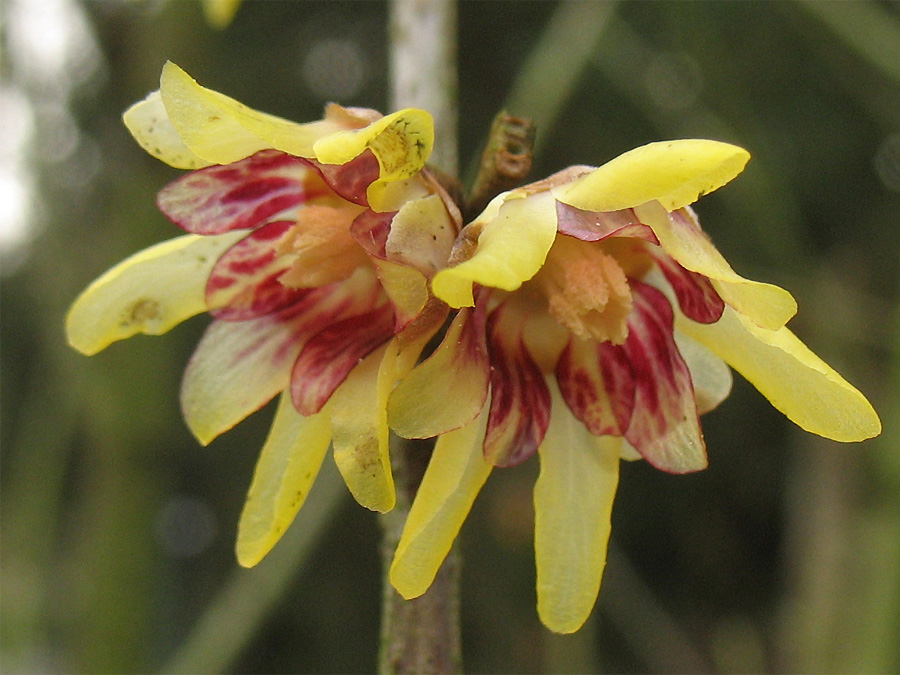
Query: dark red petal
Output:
[[290, 301, 396, 415], [349, 208, 394, 258], [650, 249, 724, 324], [303, 149, 380, 207], [622, 281, 707, 473], [483, 305, 551, 467], [556, 202, 660, 244], [556, 337, 635, 436], [158, 149, 325, 234], [207, 220, 307, 321]]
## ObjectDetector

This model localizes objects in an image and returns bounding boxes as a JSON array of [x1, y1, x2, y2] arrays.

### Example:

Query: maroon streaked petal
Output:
[[556, 336, 635, 436], [290, 301, 396, 415], [622, 281, 707, 474], [349, 208, 393, 258], [650, 249, 724, 324], [304, 149, 380, 207], [483, 304, 551, 467], [158, 149, 325, 234], [556, 202, 660, 244], [207, 220, 308, 321]]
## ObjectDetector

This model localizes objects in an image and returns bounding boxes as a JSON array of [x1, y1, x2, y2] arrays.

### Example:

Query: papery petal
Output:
[[389, 306, 490, 438], [634, 201, 797, 330], [159, 61, 344, 164], [207, 220, 306, 320], [157, 149, 318, 234], [649, 247, 724, 324], [556, 337, 634, 436], [623, 282, 707, 473], [677, 306, 881, 441], [556, 202, 658, 244], [123, 91, 210, 170], [386, 193, 457, 274], [235, 390, 332, 567], [674, 332, 733, 414], [534, 384, 620, 634], [433, 191, 558, 308], [483, 306, 552, 466], [390, 399, 493, 599], [291, 301, 395, 415], [66, 232, 245, 355], [554, 139, 750, 213]]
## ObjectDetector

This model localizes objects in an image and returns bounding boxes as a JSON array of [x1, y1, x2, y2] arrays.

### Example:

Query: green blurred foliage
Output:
[[1, 1, 898, 673]]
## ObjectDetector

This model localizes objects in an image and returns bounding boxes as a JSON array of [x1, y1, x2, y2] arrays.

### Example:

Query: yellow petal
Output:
[[390, 400, 492, 599], [677, 306, 881, 441], [554, 139, 750, 213], [159, 61, 343, 165], [534, 381, 620, 634], [123, 91, 211, 170], [66, 232, 245, 356], [673, 332, 733, 414], [634, 201, 797, 330], [432, 191, 558, 308], [235, 391, 332, 567]]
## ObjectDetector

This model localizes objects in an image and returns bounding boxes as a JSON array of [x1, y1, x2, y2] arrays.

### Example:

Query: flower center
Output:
[[533, 235, 633, 344]]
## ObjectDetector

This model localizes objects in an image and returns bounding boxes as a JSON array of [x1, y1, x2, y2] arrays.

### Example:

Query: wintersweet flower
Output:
[[65, 62, 460, 567], [387, 139, 881, 633]]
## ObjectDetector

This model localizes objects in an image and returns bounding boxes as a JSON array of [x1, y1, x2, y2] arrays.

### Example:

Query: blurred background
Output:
[[1, 0, 898, 672]]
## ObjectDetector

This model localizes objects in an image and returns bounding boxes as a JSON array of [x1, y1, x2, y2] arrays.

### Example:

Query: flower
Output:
[[65, 62, 460, 567], [386, 139, 882, 633]]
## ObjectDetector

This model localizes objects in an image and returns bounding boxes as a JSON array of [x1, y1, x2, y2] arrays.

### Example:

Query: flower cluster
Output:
[[67, 63, 880, 633]]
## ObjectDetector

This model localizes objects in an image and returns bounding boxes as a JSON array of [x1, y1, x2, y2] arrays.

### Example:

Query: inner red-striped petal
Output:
[[208, 220, 308, 321], [622, 281, 707, 473], [556, 202, 660, 244], [304, 149, 380, 207], [158, 149, 326, 234], [483, 305, 551, 467], [650, 249, 724, 324]]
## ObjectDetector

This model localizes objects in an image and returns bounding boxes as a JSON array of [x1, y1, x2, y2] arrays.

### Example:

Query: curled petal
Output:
[[623, 282, 707, 473], [390, 398, 493, 599], [389, 305, 490, 439], [305, 150, 380, 207], [556, 202, 658, 244], [157, 149, 317, 234], [634, 201, 797, 330], [66, 232, 245, 355], [433, 191, 559, 308], [535, 383, 620, 634], [554, 139, 750, 213], [677, 306, 881, 442], [235, 391, 332, 567], [122, 91, 209, 170]]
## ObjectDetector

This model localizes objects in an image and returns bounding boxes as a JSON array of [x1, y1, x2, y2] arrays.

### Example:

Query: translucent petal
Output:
[[634, 202, 797, 330], [390, 400, 492, 599], [66, 232, 245, 355], [122, 91, 211, 170], [235, 391, 332, 567], [159, 61, 343, 165], [433, 192, 558, 308], [677, 306, 881, 441], [554, 139, 750, 213], [673, 332, 733, 414], [534, 383, 620, 634]]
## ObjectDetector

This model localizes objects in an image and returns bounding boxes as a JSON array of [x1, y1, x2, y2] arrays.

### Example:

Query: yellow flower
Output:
[[387, 139, 881, 633], [65, 63, 460, 567]]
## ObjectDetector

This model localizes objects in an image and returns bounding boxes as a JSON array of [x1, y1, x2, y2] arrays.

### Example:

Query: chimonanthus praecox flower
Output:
[[386, 140, 882, 633], [65, 62, 460, 566]]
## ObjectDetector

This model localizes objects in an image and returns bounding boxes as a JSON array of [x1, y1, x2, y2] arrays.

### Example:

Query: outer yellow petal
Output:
[[390, 400, 492, 599], [123, 91, 211, 170], [534, 382, 621, 634], [635, 201, 797, 330], [66, 232, 245, 355], [678, 306, 881, 441], [235, 391, 332, 567], [432, 191, 558, 308], [554, 139, 750, 213], [159, 62, 343, 165]]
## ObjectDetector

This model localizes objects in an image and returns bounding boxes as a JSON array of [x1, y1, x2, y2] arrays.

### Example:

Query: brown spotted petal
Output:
[[556, 336, 635, 437], [621, 281, 707, 473], [207, 220, 307, 321], [648, 248, 725, 324], [556, 202, 659, 244], [158, 149, 322, 234], [483, 304, 552, 467]]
